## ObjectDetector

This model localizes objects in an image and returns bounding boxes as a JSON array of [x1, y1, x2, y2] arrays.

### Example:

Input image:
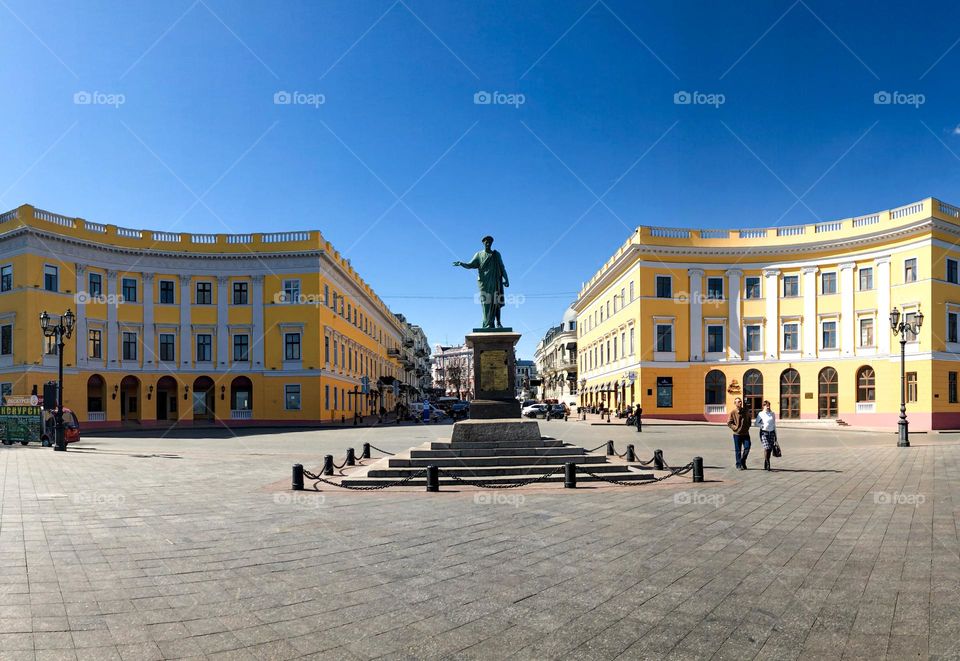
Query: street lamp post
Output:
[[40, 309, 75, 452], [889, 306, 923, 447]]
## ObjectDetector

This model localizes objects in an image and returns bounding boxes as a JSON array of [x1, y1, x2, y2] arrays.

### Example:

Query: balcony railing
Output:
[[231, 409, 253, 419], [705, 404, 726, 415], [87, 411, 106, 422], [387, 348, 400, 357], [855, 402, 875, 414]]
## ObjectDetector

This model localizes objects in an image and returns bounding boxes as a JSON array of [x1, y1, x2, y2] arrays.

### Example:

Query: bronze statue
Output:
[[454, 235, 509, 329]]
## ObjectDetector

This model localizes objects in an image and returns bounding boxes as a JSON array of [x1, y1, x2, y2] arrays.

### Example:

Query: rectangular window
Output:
[[333, 339, 338, 366], [196, 282, 212, 305], [906, 372, 918, 403], [0, 324, 11, 355], [233, 281, 248, 305], [655, 324, 673, 352], [744, 277, 761, 299], [783, 323, 799, 351], [44, 265, 58, 292], [707, 277, 724, 300], [860, 318, 874, 347], [905, 312, 918, 341], [324, 336, 330, 363], [324, 284, 330, 306], [324, 384, 330, 410], [285, 384, 301, 410], [284, 333, 301, 361], [707, 325, 724, 353], [333, 387, 338, 409], [629, 281, 635, 301], [904, 258, 917, 283], [159, 280, 175, 304], [612, 337, 618, 360], [45, 335, 57, 355], [950, 313, 959, 344], [629, 327, 635, 354], [655, 276, 672, 298], [745, 325, 761, 352], [949, 259, 959, 285], [88, 329, 101, 359], [159, 334, 175, 362], [88, 273, 101, 297], [122, 277, 137, 303], [0, 265, 11, 292], [821, 320, 837, 349], [122, 332, 137, 361], [196, 334, 212, 362], [951, 372, 958, 404], [783, 275, 799, 297], [283, 279, 300, 304], [821, 272, 837, 295], [233, 334, 249, 361], [859, 267, 873, 291]]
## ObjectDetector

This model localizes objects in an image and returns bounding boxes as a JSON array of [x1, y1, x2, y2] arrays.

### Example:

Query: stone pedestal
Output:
[[465, 330, 520, 420]]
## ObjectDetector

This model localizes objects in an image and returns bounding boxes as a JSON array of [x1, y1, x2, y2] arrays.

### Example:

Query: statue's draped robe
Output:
[[461, 249, 508, 328]]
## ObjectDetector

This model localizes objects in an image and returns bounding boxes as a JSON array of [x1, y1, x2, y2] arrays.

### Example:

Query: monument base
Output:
[[469, 399, 521, 420], [450, 418, 541, 443], [471, 327, 514, 333], [466, 330, 522, 420]]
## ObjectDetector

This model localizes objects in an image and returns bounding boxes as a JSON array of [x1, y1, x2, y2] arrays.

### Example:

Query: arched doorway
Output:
[[818, 367, 839, 418], [119, 375, 140, 422], [231, 376, 253, 419], [780, 369, 800, 419], [705, 370, 726, 407], [193, 376, 215, 421], [856, 366, 875, 408], [155, 376, 178, 421], [87, 375, 106, 421], [743, 369, 763, 419]]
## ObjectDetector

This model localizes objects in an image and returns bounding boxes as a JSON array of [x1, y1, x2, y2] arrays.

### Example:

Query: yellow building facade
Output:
[[0, 204, 412, 427], [576, 198, 960, 430]]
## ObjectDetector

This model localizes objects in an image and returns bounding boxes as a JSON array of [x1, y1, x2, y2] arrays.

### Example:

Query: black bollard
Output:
[[606, 411, 611, 423], [362, 442, 371, 459], [426, 465, 439, 492], [292, 464, 304, 491], [636, 409, 642, 433], [564, 462, 577, 488], [626, 444, 636, 462], [341, 415, 345, 424], [606, 440, 615, 456], [693, 456, 704, 483], [322, 454, 334, 476], [654, 449, 664, 471], [346, 447, 356, 467]]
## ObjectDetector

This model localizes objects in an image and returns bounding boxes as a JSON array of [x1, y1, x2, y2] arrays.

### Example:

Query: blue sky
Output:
[[3, 0, 960, 358]]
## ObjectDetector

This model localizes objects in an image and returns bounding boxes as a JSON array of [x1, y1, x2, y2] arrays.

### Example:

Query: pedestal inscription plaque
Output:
[[465, 331, 521, 419]]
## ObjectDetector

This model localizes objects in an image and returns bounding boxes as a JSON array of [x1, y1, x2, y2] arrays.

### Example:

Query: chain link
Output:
[[367, 445, 395, 456], [576, 462, 694, 486], [446, 467, 563, 489], [306, 469, 427, 491]]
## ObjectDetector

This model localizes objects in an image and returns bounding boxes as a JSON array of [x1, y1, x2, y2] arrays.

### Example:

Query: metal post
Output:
[[654, 449, 664, 471], [636, 408, 642, 433], [692, 456, 704, 482], [55, 332, 66, 452], [564, 462, 577, 488], [292, 464, 304, 490], [898, 337, 910, 447], [606, 440, 614, 456], [362, 442, 371, 459], [426, 465, 439, 492], [606, 411, 611, 423], [346, 447, 356, 467], [626, 444, 636, 462], [323, 454, 334, 475]]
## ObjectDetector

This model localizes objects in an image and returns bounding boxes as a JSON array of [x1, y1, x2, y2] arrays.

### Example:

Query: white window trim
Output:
[[856, 313, 877, 356], [820, 271, 838, 296], [781, 275, 800, 298], [781, 321, 801, 355], [706, 276, 724, 301], [743, 320, 763, 357], [946, 304, 960, 352], [704, 322, 726, 360], [284, 383, 302, 411], [904, 257, 918, 283], [743, 275, 762, 300], [948, 258, 960, 285], [858, 266, 875, 291], [195, 280, 213, 305], [44, 264, 59, 292], [653, 318, 675, 359], [655, 274, 673, 299], [819, 317, 840, 355], [158, 279, 177, 305]]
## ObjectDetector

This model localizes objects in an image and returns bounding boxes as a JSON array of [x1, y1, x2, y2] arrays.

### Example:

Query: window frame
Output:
[[44, 264, 58, 292], [233, 334, 249, 362], [655, 275, 672, 299], [744, 276, 761, 299], [122, 331, 137, 361], [285, 384, 302, 411], [159, 280, 175, 305], [159, 333, 176, 362], [821, 272, 837, 295], [859, 267, 874, 291], [782, 275, 799, 298], [196, 333, 213, 362], [195, 281, 213, 305], [232, 281, 249, 305], [706, 277, 724, 300], [122, 277, 137, 303]]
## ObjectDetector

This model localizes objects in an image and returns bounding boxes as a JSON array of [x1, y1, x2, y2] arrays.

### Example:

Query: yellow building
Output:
[[575, 197, 960, 430], [0, 204, 416, 427]]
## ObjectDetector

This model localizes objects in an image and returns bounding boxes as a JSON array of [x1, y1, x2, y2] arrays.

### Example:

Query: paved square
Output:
[[1, 419, 956, 659]]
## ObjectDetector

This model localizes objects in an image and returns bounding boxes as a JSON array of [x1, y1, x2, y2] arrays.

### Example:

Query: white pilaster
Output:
[[876, 256, 891, 355], [688, 268, 704, 361], [763, 269, 780, 359], [252, 275, 265, 367], [727, 269, 742, 360], [75, 264, 86, 364], [179, 275, 191, 368], [839, 262, 855, 356], [142, 273, 155, 366], [802, 266, 818, 358], [217, 276, 229, 367], [106, 270, 118, 365]]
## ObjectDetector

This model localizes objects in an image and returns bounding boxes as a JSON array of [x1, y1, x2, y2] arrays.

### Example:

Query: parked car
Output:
[[451, 400, 470, 419], [549, 404, 567, 417], [521, 403, 547, 418]]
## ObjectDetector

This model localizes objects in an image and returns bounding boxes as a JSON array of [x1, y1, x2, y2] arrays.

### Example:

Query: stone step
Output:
[[339, 471, 655, 487], [365, 463, 644, 478], [437, 440, 566, 449], [387, 454, 607, 468], [412, 447, 584, 458]]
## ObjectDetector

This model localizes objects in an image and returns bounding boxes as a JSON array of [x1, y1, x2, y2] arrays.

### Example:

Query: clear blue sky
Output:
[[3, 0, 960, 358]]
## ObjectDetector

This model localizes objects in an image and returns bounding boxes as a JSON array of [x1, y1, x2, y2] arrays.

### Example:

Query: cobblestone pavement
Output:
[[0, 419, 957, 660]]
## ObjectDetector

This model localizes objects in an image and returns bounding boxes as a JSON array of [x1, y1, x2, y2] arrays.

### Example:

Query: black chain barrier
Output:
[[367, 445, 395, 456], [576, 462, 695, 486], [445, 467, 563, 489], [586, 443, 608, 453], [303, 468, 427, 491]]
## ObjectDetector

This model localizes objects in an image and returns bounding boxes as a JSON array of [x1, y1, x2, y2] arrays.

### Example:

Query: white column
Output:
[[839, 262, 855, 357], [142, 273, 154, 366], [763, 269, 780, 359], [217, 276, 229, 367], [688, 268, 704, 361], [802, 266, 818, 358], [727, 269, 742, 360], [252, 275, 265, 367], [179, 275, 191, 368], [106, 270, 118, 365], [876, 256, 891, 355], [75, 264, 86, 364]]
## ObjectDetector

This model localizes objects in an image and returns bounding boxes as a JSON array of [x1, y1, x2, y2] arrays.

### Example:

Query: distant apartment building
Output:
[[534, 306, 578, 402], [432, 343, 473, 399]]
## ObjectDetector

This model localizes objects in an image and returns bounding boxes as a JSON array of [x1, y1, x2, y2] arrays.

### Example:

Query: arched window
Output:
[[856, 366, 875, 403], [743, 369, 764, 419], [780, 369, 800, 419], [705, 370, 726, 405], [818, 367, 839, 418]]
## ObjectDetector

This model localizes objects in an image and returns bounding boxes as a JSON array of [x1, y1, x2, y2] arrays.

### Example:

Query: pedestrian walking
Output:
[[727, 397, 751, 470], [755, 400, 778, 471]]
